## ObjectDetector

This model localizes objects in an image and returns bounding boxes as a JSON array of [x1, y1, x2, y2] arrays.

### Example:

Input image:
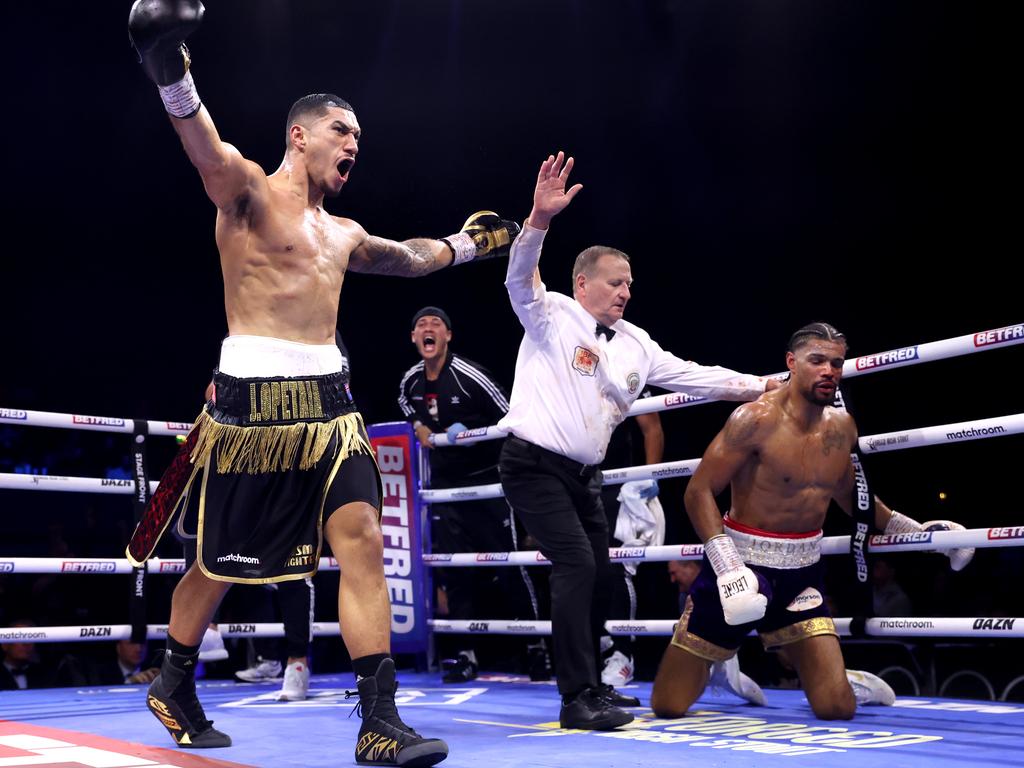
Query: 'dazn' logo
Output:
[[573, 346, 599, 376]]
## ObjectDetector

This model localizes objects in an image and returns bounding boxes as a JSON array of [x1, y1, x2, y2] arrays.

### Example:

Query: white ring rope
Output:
[[0, 622, 346, 645], [4, 527, 1017, 574], [0, 409, 191, 437], [0, 475, 161, 494], [429, 617, 1024, 639], [429, 322, 1024, 446], [0, 557, 344, 575], [3, 616, 1020, 644], [421, 526, 1019, 566], [0, 324, 1018, 441], [419, 413, 1024, 503]]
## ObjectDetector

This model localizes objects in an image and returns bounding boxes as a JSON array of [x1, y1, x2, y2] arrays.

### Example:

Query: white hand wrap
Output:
[[885, 511, 974, 572], [705, 534, 767, 626], [158, 71, 201, 119], [441, 232, 477, 265]]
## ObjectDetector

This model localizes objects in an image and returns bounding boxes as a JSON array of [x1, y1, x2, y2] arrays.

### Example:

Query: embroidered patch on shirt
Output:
[[627, 372, 640, 394], [572, 346, 599, 376], [786, 587, 824, 612]]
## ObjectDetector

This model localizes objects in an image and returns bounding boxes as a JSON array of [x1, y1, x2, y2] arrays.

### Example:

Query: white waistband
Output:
[[724, 521, 822, 569], [219, 335, 343, 378]]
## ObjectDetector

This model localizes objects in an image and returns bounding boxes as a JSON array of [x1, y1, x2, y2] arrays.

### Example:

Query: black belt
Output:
[[508, 435, 599, 478], [210, 369, 357, 427]]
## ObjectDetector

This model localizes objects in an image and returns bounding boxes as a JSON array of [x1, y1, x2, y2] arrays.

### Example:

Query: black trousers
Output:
[[499, 436, 612, 696], [601, 486, 637, 658]]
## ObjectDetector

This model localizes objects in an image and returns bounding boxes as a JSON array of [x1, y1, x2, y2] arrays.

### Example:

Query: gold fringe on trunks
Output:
[[189, 409, 369, 475]]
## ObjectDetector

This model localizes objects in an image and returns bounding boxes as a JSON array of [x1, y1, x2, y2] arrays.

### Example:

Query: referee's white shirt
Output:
[[498, 223, 767, 466]]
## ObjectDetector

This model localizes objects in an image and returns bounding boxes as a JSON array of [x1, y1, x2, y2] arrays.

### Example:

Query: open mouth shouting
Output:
[[337, 157, 354, 182]]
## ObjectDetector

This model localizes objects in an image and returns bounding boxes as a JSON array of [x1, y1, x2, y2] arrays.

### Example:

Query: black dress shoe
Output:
[[593, 683, 641, 707], [441, 653, 478, 684], [527, 645, 552, 681], [559, 687, 634, 730]]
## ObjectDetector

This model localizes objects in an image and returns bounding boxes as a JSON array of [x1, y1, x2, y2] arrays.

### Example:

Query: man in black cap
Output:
[[399, 307, 547, 682]]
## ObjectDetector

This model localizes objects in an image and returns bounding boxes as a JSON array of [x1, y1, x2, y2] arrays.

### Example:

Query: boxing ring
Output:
[[1, 323, 1022, 767]]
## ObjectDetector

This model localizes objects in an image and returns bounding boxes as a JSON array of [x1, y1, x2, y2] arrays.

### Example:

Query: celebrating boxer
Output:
[[126, 2, 519, 763]]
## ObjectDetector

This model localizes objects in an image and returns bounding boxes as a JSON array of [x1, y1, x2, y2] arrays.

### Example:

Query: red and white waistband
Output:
[[723, 515, 822, 569]]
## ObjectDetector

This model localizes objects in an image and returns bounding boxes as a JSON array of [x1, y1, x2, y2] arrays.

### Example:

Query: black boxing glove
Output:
[[441, 211, 521, 266], [129, 0, 205, 117]]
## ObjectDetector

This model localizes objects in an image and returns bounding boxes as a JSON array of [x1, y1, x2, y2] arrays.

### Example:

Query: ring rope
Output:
[[1, 323, 1016, 441], [3, 527, 1016, 574], [15, 407, 1014, 502], [0, 622, 347, 644], [419, 412, 1024, 502], [430, 322, 1024, 446], [0, 410, 191, 437], [3, 615, 1020, 645], [429, 617, 1024, 639]]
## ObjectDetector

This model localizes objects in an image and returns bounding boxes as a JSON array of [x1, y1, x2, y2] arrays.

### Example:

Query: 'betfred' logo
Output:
[[974, 324, 1024, 347], [679, 544, 703, 558], [73, 415, 126, 427], [0, 408, 27, 420], [0, 562, 14, 573], [422, 554, 454, 562], [611, 547, 646, 559], [476, 552, 509, 562], [855, 346, 919, 370], [988, 526, 1024, 540], [158, 560, 185, 573], [165, 421, 192, 431], [62, 561, 117, 573], [872, 532, 934, 546]]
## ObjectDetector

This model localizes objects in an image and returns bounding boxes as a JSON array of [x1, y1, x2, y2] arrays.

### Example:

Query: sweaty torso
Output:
[[215, 181, 361, 345], [730, 396, 854, 534]]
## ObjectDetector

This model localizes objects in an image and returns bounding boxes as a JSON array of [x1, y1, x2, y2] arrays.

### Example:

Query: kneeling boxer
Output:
[[651, 322, 973, 720]]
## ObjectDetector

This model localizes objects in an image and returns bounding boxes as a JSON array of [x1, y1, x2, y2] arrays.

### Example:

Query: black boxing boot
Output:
[[146, 648, 231, 748], [353, 658, 448, 766]]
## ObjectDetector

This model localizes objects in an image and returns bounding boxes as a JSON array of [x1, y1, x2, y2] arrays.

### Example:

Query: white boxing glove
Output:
[[705, 534, 768, 625], [885, 511, 974, 572], [922, 520, 975, 571]]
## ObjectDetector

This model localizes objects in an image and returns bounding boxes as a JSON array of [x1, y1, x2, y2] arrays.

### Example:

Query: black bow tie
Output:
[[595, 323, 616, 341]]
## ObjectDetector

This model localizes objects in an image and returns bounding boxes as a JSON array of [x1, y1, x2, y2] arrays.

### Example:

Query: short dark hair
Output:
[[788, 322, 848, 352], [285, 93, 355, 147], [411, 306, 451, 331], [571, 246, 630, 290]]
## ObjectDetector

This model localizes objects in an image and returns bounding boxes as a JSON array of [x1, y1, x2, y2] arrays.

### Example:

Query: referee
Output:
[[498, 152, 778, 730]]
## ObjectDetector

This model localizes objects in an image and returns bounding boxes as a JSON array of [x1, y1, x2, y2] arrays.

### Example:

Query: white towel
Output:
[[614, 480, 666, 575]]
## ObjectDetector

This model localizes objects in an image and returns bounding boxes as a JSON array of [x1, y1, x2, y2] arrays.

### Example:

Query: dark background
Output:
[[1, 1, 1020, 687]]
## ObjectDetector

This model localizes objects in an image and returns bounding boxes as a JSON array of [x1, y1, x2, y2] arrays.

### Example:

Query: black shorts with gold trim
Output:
[[670, 557, 837, 662], [173, 369, 381, 584]]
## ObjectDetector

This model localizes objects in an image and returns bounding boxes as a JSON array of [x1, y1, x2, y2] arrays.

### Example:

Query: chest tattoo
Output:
[[821, 424, 847, 456]]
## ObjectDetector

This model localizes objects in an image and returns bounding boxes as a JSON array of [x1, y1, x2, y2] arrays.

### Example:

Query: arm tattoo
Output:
[[357, 236, 449, 277], [723, 409, 759, 448]]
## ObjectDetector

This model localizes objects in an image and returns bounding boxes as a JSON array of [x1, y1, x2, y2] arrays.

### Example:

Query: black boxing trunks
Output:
[[671, 516, 837, 661], [127, 365, 381, 583]]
